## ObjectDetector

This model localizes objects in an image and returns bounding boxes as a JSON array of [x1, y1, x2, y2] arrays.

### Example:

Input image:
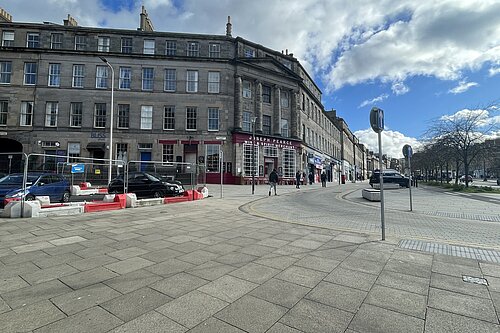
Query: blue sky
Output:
[[4, 0, 500, 157]]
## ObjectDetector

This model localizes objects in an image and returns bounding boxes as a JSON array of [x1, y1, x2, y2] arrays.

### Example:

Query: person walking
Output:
[[269, 169, 279, 196], [321, 171, 327, 187], [295, 170, 301, 189], [308, 172, 314, 185]]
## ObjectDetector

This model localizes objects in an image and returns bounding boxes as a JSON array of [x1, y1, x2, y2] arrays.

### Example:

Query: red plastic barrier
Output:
[[183, 190, 203, 200], [164, 196, 190, 204], [84, 202, 122, 213], [114, 194, 127, 208]]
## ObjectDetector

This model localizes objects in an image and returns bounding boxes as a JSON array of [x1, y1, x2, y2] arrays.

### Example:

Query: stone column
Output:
[[234, 75, 242, 130], [273, 86, 281, 136], [255, 81, 263, 133], [291, 90, 299, 139]]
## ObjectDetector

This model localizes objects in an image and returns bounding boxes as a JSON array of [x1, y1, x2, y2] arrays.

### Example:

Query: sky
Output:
[[3, 0, 500, 157]]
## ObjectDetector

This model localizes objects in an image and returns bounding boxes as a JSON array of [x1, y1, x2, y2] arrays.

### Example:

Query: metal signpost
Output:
[[403, 144, 413, 211], [370, 107, 385, 240], [216, 136, 227, 198]]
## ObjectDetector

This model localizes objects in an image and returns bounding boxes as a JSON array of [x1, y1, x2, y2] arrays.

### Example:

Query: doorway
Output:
[[264, 158, 276, 176], [140, 151, 152, 172]]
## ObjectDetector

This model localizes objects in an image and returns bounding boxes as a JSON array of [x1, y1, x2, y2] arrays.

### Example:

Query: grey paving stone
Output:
[[229, 262, 280, 284], [324, 266, 378, 291], [105, 257, 155, 275], [0, 300, 66, 333], [0, 275, 30, 293], [266, 322, 303, 333], [376, 270, 429, 295], [487, 275, 500, 293], [254, 255, 298, 270], [349, 248, 392, 263], [141, 239, 175, 250], [34, 253, 83, 269], [150, 272, 209, 298], [101, 287, 171, 322], [139, 248, 184, 263], [240, 244, 276, 257], [433, 253, 480, 267], [333, 234, 368, 244], [73, 245, 117, 259], [348, 303, 424, 333], [203, 243, 241, 255], [215, 295, 287, 333], [108, 247, 150, 260], [198, 275, 258, 302], [256, 238, 290, 248], [172, 241, 208, 253], [187, 260, 237, 281], [48, 236, 87, 246], [145, 258, 195, 277], [288, 239, 324, 250], [68, 255, 119, 271], [384, 258, 431, 278], [33, 306, 123, 333], [280, 299, 353, 333], [156, 290, 228, 328], [432, 261, 482, 277], [428, 287, 498, 323], [0, 261, 44, 279], [275, 265, 326, 288], [425, 307, 500, 333], [491, 291, 500, 315], [339, 257, 385, 275], [108, 310, 186, 333], [42, 243, 85, 256], [0, 297, 10, 314], [189, 317, 246, 333], [103, 269, 162, 294], [50, 283, 121, 316], [11, 241, 55, 254], [2, 279, 72, 309], [480, 262, 500, 278], [214, 252, 257, 267], [431, 272, 490, 298], [306, 281, 367, 313], [21, 264, 79, 285], [365, 285, 427, 319], [250, 278, 310, 308], [390, 249, 433, 266], [1, 250, 51, 265], [294, 255, 340, 273], [59, 267, 119, 290]]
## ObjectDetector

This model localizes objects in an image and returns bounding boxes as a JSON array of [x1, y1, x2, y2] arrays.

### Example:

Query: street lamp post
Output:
[[251, 117, 257, 195], [99, 57, 114, 185]]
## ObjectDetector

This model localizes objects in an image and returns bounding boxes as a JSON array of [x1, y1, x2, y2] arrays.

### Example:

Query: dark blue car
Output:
[[0, 173, 71, 207]]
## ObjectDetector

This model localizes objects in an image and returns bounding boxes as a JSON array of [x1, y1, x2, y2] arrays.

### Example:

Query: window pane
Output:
[[119, 67, 131, 89], [186, 70, 198, 92], [166, 41, 176, 56], [45, 102, 58, 127], [118, 104, 130, 128], [51, 33, 62, 49], [263, 115, 271, 135], [186, 107, 197, 130], [243, 80, 251, 98], [262, 85, 271, 103], [164, 69, 176, 91], [98, 36, 110, 52], [242, 112, 251, 132], [94, 103, 106, 128], [163, 106, 175, 130], [208, 107, 219, 131], [24, 62, 37, 85], [121, 37, 132, 53], [0, 61, 12, 84], [96, 66, 108, 88], [208, 72, 220, 93], [209, 43, 220, 58], [0, 101, 8, 125], [72, 64, 84, 88], [27, 33, 39, 48], [48, 63, 61, 87], [206, 144, 220, 172], [162, 144, 174, 164], [142, 68, 154, 91], [75, 35, 86, 50], [187, 42, 199, 56], [70, 102, 82, 127], [143, 39, 155, 54], [20, 101, 33, 126], [2, 31, 14, 47], [141, 105, 153, 129]]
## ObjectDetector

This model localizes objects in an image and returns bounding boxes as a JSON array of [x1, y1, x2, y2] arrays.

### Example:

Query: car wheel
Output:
[[153, 191, 163, 198], [61, 190, 71, 203], [25, 194, 35, 201]]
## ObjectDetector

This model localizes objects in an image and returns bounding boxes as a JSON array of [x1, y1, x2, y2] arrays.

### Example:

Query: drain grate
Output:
[[462, 275, 488, 286], [398, 239, 500, 264]]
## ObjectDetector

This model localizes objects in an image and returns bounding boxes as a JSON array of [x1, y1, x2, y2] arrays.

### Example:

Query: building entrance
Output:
[[0, 138, 23, 174]]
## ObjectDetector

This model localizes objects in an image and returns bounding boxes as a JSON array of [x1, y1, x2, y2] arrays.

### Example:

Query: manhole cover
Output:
[[462, 275, 488, 286]]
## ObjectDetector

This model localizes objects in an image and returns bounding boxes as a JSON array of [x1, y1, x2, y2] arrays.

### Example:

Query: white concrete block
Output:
[[38, 205, 84, 217], [126, 193, 137, 208], [70, 185, 80, 196], [103, 194, 116, 203], [36, 196, 50, 206], [1, 201, 41, 218], [362, 188, 381, 202], [372, 183, 400, 190], [135, 198, 164, 207]]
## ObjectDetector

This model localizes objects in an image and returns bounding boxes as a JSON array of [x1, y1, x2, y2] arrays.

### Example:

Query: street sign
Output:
[[216, 136, 227, 141], [71, 164, 85, 174], [402, 144, 413, 158], [370, 107, 384, 133]]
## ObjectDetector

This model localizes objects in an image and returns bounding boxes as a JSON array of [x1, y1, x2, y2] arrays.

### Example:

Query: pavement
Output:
[[0, 181, 499, 332]]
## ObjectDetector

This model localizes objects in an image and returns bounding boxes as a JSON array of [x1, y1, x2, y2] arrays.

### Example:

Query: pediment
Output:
[[236, 57, 300, 81]]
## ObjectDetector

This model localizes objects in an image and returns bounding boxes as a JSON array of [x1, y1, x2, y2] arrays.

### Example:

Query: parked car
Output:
[[0, 173, 71, 208], [369, 169, 410, 188], [459, 175, 473, 183], [108, 171, 184, 198]]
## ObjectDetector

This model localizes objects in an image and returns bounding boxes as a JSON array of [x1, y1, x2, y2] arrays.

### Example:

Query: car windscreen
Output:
[[145, 173, 161, 182], [0, 174, 39, 185]]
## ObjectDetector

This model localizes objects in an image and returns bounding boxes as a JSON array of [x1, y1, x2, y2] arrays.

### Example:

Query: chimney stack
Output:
[[0, 8, 12, 22], [139, 6, 154, 31], [63, 14, 78, 26], [226, 16, 232, 37]]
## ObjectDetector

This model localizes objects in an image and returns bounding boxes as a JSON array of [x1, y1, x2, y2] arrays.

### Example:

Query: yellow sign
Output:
[[95, 169, 101, 175]]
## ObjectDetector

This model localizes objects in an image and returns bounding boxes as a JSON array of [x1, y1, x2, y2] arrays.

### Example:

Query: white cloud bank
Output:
[[358, 94, 389, 108], [355, 128, 421, 159], [448, 80, 479, 94]]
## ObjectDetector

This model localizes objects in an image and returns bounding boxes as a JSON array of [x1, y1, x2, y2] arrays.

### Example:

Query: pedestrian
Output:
[[308, 172, 314, 185], [295, 170, 301, 189], [302, 171, 306, 185], [269, 168, 279, 196], [321, 171, 327, 187]]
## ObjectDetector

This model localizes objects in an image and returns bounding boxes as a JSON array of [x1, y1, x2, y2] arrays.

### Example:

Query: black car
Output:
[[369, 169, 410, 188], [108, 171, 184, 198]]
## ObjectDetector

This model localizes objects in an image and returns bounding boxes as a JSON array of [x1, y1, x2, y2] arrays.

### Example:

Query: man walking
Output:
[[321, 171, 327, 187], [269, 169, 279, 196], [295, 170, 301, 189]]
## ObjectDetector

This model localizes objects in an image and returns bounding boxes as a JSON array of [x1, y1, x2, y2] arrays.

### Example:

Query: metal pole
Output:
[[409, 156, 413, 211], [220, 149, 223, 198], [378, 131, 385, 240], [100, 57, 114, 185], [252, 118, 256, 195]]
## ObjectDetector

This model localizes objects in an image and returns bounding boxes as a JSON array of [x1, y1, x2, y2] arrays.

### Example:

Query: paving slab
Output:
[[250, 278, 310, 308], [108, 310, 186, 333], [189, 317, 246, 333], [0, 300, 66, 333], [430, 272, 490, 298], [480, 262, 500, 277], [103, 269, 162, 294], [364, 285, 427, 319], [266, 322, 303, 333], [432, 260, 482, 277], [229, 262, 280, 283], [384, 258, 431, 278], [294, 255, 341, 272], [2, 279, 72, 309], [150, 272, 209, 298], [59, 267, 119, 290], [306, 281, 367, 313], [0, 275, 30, 294], [275, 265, 326, 288], [104, 257, 155, 275], [324, 266, 378, 291], [21, 264, 79, 285], [187, 260, 237, 281], [348, 303, 424, 333], [425, 307, 500, 333], [198, 275, 258, 302], [68, 255, 119, 271], [48, 236, 87, 246], [145, 258, 195, 277], [376, 269, 429, 295], [339, 256, 385, 275]]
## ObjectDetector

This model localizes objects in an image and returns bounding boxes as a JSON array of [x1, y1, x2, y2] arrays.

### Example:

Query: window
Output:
[[116, 143, 128, 161], [140, 105, 153, 129], [262, 85, 271, 103], [186, 70, 198, 92], [264, 146, 278, 157], [0, 101, 7, 126], [119, 67, 131, 90], [118, 104, 130, 129], [45, 102, 58, 127], [208, 72, 220, 93], [20, 101, 33, 126], [244, 48, 255, 58], [48, 63, 61, 87], [94, 103, 106, 128], [282, 148, 296, 178], [208, 107, 219, 131], [75, 35, 86, 50], [187, 42, 199, 57], [243, 143, 259, 176], [72, 64, 84, 88], [163, 106, 175, 130], [242, 112, 252, 132], [186, 107, 197, 130], [165, 41, 176, 56], [281, 118, 289, 137], [96, 66, 108, 88], [243, 80, 251, 98], [281, 91, 289, 107], [142, 68, 154, 91], [209, 43, 220, 58], [162, 144, 174, 164], [50, 33, 62, 49], [121, 37, 132, 53], [164, 69, 176, 92], [70, 102, 82, 127], [0, 61, 12, 84], [263, 115, 271, 135], [206, 144, 220, 173], [2, 31, 14, 47], [24, 62, 37, 85], [26, 33, 39, 48], [143, 39, 155, 54], [98, 36, 110, 52]]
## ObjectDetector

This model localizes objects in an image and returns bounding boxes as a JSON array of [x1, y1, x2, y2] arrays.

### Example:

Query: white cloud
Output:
[[359, 94, 389, 108], [355, 128, 421, 158], [489, 67, 500, 76], [440, 107, 500, 127], [391, 82, 410, 95], [448, 80, 479, 94]]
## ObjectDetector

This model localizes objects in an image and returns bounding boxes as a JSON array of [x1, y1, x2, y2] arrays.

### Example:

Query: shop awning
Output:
[[86, 142, 105, 151]]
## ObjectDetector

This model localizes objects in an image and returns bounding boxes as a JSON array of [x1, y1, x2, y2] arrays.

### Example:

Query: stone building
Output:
[[0, 7, 363, 184]]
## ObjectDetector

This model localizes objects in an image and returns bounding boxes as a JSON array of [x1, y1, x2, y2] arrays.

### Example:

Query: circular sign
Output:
[[370, 107, 384, 133], [402, 144, 412, 158]]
